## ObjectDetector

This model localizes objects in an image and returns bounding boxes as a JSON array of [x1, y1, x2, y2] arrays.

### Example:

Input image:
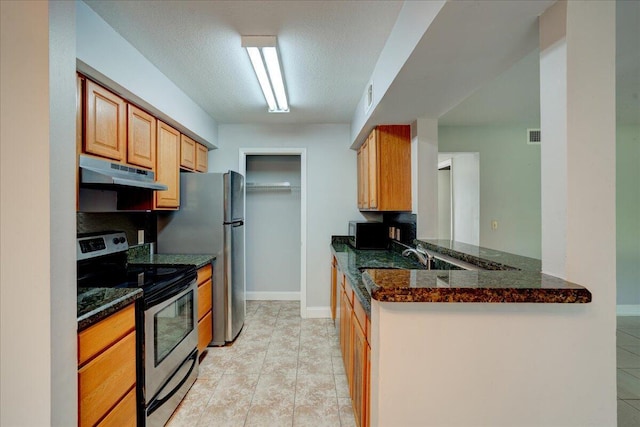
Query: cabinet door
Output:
[[85, 80, 126, 161], [367, 131, 378, 209], [155, 121, 180, 209], [127, 104, 156, 170], [352, 317, 367, 427], [196, 143, 208, 172], [180, 134, 196, 170], [341, 288, 353, 390], [357, 147, 364, 209], [361, 141, 370, 209]]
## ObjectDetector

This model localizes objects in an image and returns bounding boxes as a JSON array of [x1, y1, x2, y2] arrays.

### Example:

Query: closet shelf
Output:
[[246, 182, 300, 192]]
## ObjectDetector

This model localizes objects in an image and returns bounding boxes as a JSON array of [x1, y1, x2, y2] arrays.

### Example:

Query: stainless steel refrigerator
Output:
[[157, 171, 245, 345]]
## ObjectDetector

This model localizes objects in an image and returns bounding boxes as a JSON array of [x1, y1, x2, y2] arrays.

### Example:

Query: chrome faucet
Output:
[[401, 243, 434, 267]]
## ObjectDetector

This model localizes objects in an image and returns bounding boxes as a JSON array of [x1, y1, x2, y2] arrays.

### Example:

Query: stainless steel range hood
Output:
[[79, 155, 168, 191]]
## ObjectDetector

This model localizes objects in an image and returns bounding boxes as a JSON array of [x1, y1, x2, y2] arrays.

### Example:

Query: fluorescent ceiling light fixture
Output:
[[242, 36, 289, 113]]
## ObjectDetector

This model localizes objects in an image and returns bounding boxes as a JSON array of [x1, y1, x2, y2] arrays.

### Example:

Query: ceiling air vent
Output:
[[527, 128, 541, 145]]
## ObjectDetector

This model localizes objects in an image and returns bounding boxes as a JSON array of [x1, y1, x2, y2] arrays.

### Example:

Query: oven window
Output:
[[154, 290, 194, 366]]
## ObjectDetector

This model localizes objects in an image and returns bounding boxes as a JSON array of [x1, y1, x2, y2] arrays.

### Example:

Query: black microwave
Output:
[[348, 221, 388, 249]]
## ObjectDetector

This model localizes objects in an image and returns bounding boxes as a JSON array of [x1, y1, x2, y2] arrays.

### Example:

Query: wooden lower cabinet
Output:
[[197, 263, 213, 354], [78, 303, 137, 427], [335, 258, 370, 427]]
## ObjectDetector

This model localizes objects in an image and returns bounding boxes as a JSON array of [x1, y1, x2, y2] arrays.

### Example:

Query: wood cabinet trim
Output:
[[198, 311, 213, 354], [198, 278, 213, 321]]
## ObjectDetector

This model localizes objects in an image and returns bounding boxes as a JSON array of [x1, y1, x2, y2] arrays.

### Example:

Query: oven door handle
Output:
[[147, 349, 198, 416], [144, 278, 195, 309]]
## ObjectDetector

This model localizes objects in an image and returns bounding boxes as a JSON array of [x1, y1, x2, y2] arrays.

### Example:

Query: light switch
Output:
[[491, 220, 498, 230]]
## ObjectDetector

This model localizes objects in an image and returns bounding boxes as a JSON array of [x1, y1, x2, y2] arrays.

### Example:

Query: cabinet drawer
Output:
[[344, 279, 354, 306], [198, 279, 213, 320], [353, 294, 368, 341], [78, 304, 135, 366], [96, 386, 136, 427], [78, 331, 136, 427], [198, 311, 213, 353], [197, 263, 213, 285]]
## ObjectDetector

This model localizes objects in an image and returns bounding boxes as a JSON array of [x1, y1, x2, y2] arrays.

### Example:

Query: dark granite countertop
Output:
[[77, 287, 142, 331], [127, 243, 214, 268], [416, 239, 542, 271], [129, 252, 215, 269], [330, 236, 591, 314]]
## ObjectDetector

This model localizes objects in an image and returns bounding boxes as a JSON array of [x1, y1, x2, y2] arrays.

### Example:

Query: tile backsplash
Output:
[[77, 212, 156, 245]]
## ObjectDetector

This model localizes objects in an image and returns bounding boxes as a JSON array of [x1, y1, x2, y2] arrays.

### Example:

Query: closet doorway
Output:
[[239, 148, 307, 318]]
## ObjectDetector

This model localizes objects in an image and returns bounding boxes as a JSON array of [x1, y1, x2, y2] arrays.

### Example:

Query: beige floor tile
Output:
[[262, 355, 299, 377], [166, 378, 217, 427], [208, 374, 259, 406], [338, 397, 357, 427], [293, 397, 341, 427], [298, 356, 334, 375], [618, 399, 640, 427], [618, 369, 640, 399], [335, 374, 350, 399], [295, 374, 337, 405], [332, 355, 346, 375], [245, 404, 294, 427], [197, 402, 249, 427], [251, 374, 296, 405], [224, 350, 267, 374], [618, 347, 640, 369]]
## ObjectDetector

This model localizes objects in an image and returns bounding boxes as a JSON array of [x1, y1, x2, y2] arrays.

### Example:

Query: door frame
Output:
[[239, 148, 308, 318]]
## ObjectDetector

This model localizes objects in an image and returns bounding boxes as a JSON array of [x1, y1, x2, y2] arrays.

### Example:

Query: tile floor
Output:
[[168, 303, 640, 426], [167, 300, 355, 427], [617, 316, 640, 427]]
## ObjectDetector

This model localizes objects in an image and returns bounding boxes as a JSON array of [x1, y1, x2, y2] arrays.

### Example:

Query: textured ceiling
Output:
[[85, 0, 638, 129], [85, 0, 403, 125]]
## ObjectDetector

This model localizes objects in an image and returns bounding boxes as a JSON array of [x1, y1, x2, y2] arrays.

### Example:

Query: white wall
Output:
[[439, 126, 541, 258], [246, 156, 301, 298], [1, 1, 75, 425], [212, 124, 360, 313], [617, 125, 640, 307], [437, 169, 451, 240], [350, 1, 446, 145], [49, 1, 78, 424], [75, 1, 218, 148], [448, 152, 480, 246]]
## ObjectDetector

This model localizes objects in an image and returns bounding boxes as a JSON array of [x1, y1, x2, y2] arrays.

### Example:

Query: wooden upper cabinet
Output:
[[367, 132, 378, 209], [127, 104, 156, 170], [155, 121, 180, 209], [84, 80, 126, 161], [196, 143, 208, 172], [357, 125, 411, 211], [180, 134, 196, 170]]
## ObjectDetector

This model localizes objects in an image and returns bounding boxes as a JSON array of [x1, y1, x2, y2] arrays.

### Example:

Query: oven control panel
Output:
[[77, 231, 128, 261]]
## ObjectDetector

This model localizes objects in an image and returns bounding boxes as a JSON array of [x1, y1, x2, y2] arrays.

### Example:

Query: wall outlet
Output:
[[491, 220, 498, 230]]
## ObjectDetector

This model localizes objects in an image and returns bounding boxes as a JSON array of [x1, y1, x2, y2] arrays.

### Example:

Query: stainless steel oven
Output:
[[143, 276, 198, 427], [77, 231, 199, 427]]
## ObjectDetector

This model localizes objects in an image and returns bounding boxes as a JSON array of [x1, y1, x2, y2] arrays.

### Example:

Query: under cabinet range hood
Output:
[[79, 155, 168, 191]]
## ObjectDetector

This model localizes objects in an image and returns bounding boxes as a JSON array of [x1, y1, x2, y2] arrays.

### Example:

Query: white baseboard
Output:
[[246, 291, 300, 301], [304, 306, 331, 319], [617, 305, 640, 316]]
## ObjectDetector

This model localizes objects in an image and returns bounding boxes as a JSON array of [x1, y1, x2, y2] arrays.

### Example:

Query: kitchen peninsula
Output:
[[331, 236, 594, 427]]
